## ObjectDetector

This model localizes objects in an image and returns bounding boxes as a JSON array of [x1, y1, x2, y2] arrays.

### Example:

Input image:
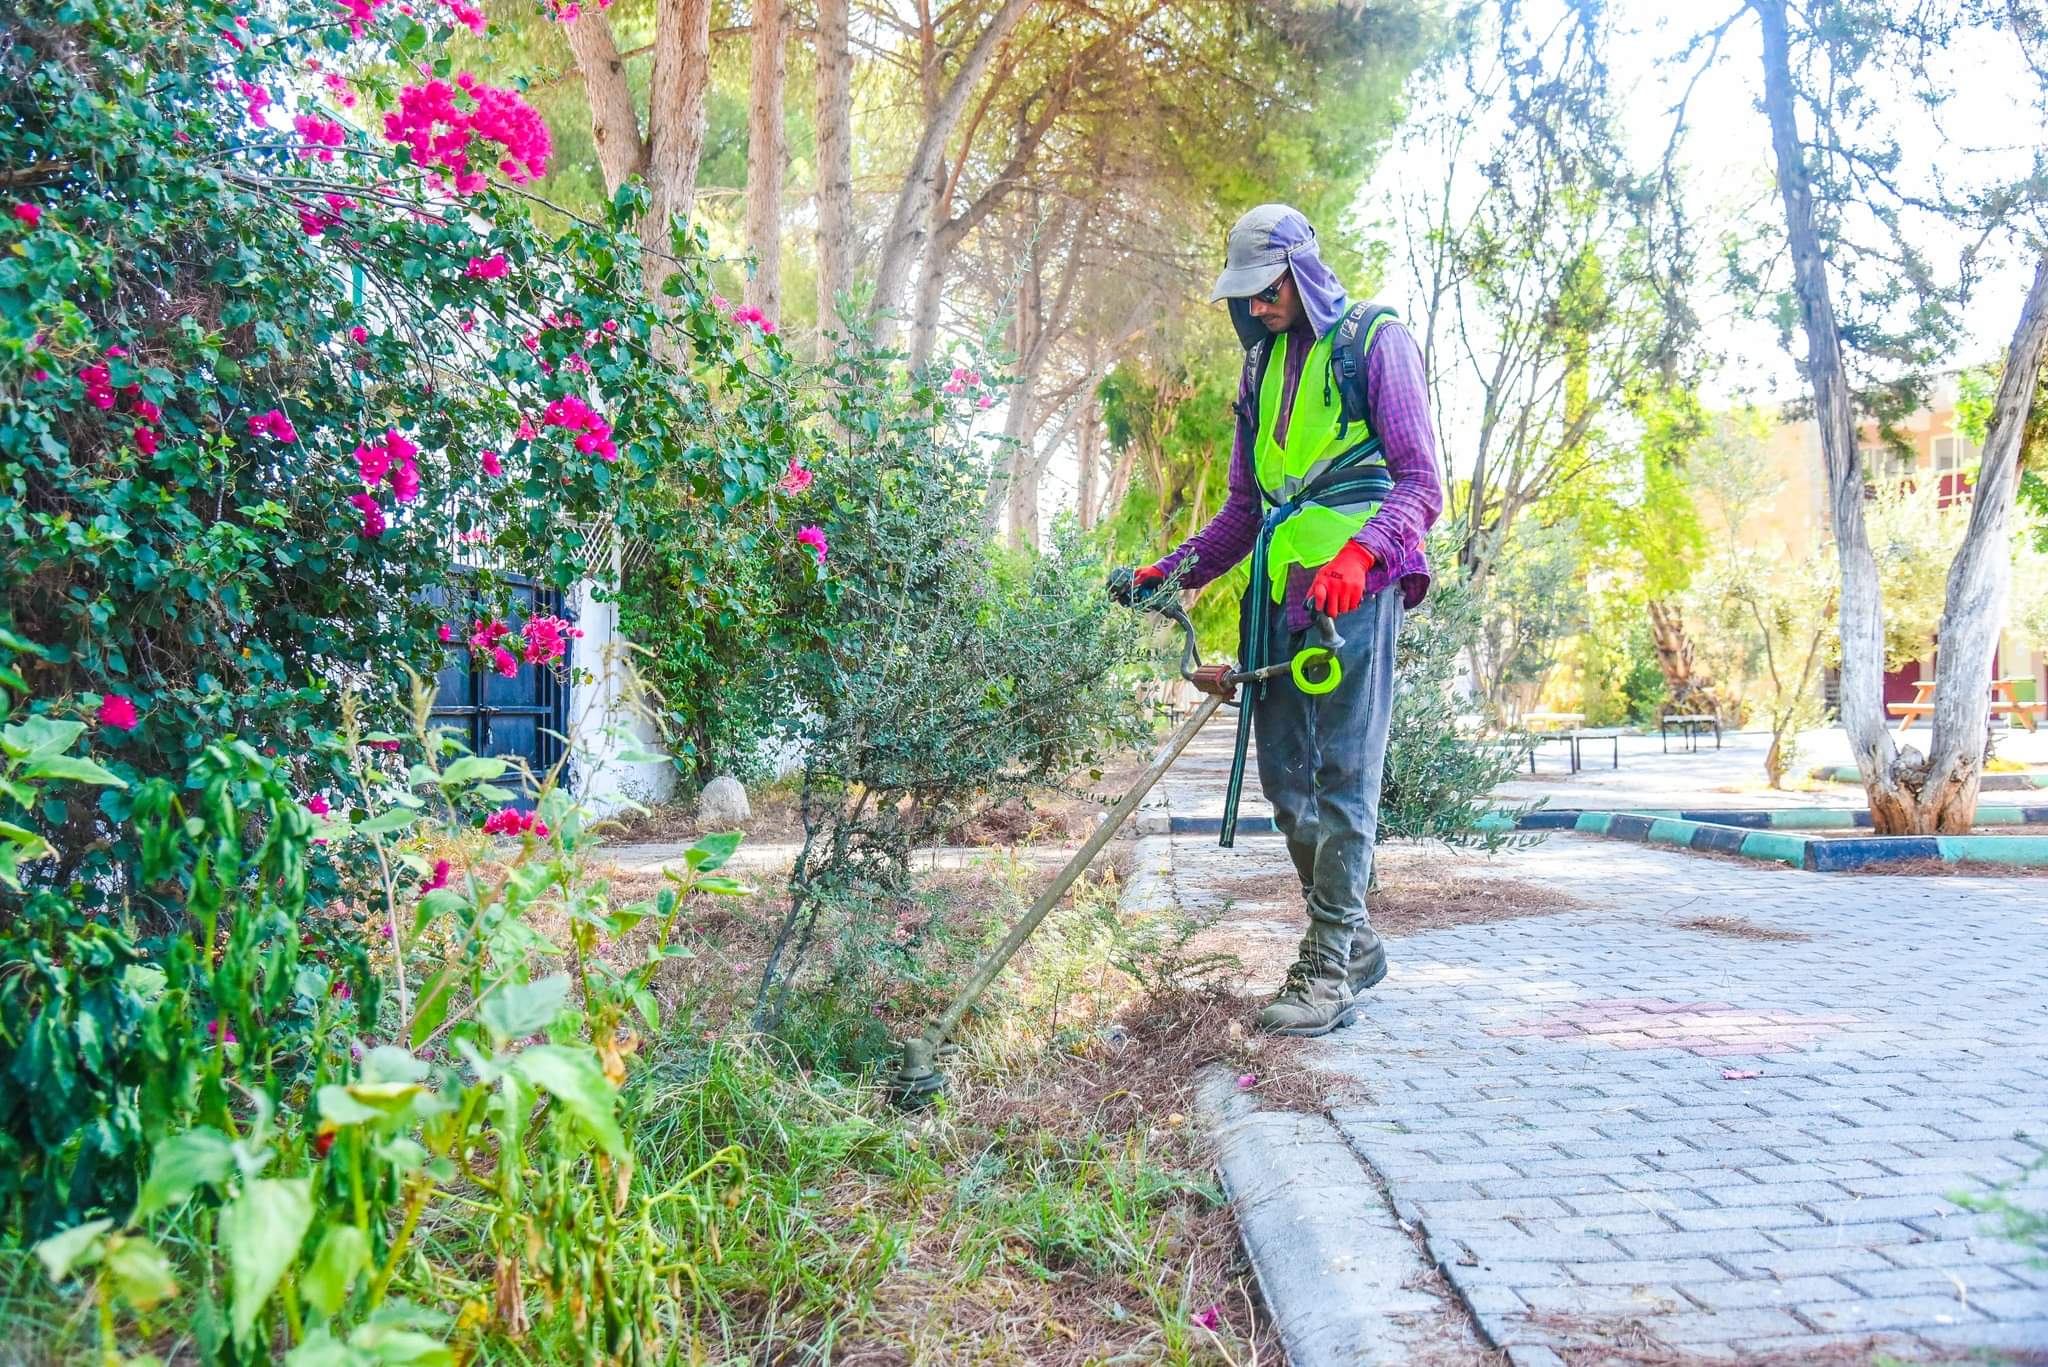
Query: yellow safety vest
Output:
[[1251, 325, 1391, 604]]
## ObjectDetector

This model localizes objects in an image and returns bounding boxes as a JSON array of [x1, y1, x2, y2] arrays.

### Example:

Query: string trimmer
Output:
[[889, 574, 1344, 1105]]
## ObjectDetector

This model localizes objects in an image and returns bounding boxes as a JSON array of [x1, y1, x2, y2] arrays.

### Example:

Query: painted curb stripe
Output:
[[1736, 830, 1809, 867], [1806, 837, 1942, 871], [1646, 818, 1701, 847], [1934, 835, 2048, 865]]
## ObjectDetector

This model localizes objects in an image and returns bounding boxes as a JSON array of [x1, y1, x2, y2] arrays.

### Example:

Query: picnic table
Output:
[[1888, 677, 2045, 738]]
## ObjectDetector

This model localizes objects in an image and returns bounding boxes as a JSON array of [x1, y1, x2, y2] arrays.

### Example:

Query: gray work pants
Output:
[[1248, 586, 1403, 934]]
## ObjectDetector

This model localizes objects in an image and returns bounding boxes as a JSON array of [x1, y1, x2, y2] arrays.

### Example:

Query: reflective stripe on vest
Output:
[[1252, 324, 1393, 604]]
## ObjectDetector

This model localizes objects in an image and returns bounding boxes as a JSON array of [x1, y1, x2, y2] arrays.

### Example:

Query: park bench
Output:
[[1661, 712, 1722, 753], [1528, 725, 1624, 774]]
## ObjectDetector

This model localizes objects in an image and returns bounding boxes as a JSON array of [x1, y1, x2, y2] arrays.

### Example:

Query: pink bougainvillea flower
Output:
[[796, 525, 829, 566], [81, 363, 115, 410], [468, 617, 511, 653], [383, 74, 551, 194], [248, 408, 298, 443], [516, 417, 536, 441], [323, 72, 359, 108], [97, 694, 140, 731], [293, 113, 347, 162], [424, 858, 451, 890], [438, 622, 456, 643], [520, 613, 583, 665], [943, 380, 965, 395], [977, 395, 994, 409], [353, 428, 420, 502], [602, 319, 618, 334], [779, 458, 814, 495], [482, 806, 548, 838], [347, 491, 386, 537], [1235, 1073, 1257, 1090], [237, 80, 272, 124], [105, 345, 127, 358], [306, 794, 332, 816], [387, 456, 420, 502], [480, 449, 503, 477], [12, 202, 41, 228], [206, 1019, 239, 1045], [441, 0, 487, 31], [134, 427, 160, 455], [490, 644, 519, 678], [541, 394, 617, 462], [464, 252, 509, 280], [1191, 1305, 1222, 1332]]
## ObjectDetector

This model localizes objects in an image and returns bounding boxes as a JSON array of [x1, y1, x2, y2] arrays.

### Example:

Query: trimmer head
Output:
[[888, 1037, 947, 1109]]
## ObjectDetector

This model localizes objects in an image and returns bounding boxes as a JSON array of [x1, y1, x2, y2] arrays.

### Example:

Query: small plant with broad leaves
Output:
[[11, 668, 755, 1363]]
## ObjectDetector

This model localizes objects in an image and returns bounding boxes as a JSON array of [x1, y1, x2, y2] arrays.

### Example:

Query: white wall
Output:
[[566, 576, 677, 815]]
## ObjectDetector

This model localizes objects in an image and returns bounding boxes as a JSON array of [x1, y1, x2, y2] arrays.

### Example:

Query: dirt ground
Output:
[[598, 753, 1155, 852]]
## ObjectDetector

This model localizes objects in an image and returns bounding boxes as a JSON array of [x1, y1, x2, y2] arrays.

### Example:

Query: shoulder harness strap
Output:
[[1332, 302, 1398, 436]]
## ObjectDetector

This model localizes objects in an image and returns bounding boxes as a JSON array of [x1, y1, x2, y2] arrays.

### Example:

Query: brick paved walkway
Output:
[[1154, 724, 2048, 1362]]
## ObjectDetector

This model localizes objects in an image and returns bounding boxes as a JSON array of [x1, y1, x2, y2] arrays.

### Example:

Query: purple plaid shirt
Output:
[[1153, 318, 1443, 629]]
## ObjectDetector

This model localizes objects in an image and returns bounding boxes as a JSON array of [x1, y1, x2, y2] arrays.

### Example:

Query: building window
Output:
[[1859, 443, 1914, 479], [1931, 434, 1976, 507]]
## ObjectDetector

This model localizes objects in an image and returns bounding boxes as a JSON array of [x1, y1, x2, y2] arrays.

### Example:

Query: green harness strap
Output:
[[1217, 452, 1394, 848]]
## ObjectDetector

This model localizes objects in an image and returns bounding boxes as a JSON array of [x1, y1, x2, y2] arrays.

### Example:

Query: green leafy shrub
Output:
[[742, 352, 1146, 1035], [1, 0, 819, 900], [1382, 535, 1535, 847]]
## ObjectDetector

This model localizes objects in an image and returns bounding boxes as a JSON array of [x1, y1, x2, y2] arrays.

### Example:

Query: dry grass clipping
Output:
[[1675, 915, 1811, 943]]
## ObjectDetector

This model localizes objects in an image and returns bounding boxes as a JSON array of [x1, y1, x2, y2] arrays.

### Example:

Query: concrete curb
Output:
[[1810, 763, 2048, 790], [1558, 809, 2048, 871], [1194, 1066, 1446, 1366], [1517, 804, 2048, 830]]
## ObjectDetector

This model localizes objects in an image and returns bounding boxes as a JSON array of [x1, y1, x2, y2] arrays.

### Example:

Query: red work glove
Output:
[[1306, 542, 1374, 617], [1134, 564, 1166, 592]]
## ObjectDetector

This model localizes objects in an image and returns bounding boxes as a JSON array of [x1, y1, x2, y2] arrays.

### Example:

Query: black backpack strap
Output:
[[1232, 337, 1273, 427], [1332, 302, 1397, 434]]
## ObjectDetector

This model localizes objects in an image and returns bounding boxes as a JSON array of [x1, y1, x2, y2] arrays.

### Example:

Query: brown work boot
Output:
[[1257, 925, 1356, 1037], [1347, 928, 1388, 995]]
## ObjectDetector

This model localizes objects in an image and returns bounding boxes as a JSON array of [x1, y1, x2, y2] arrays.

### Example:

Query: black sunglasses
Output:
[[1250, 277, 1286, 304]]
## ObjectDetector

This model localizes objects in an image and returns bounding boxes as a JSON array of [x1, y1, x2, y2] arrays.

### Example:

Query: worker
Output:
[[1112, 203, 1443, 1036]]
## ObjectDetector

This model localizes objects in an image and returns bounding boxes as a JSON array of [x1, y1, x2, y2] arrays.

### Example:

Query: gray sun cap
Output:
[[1211, 203, 1353, 350], [1209, 203, 1316, 302]]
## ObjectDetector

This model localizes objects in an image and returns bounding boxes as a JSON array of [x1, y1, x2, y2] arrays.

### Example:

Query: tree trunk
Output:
[[644, 0, 713, 294], [1646, 599, 1723, 719], [562, 12, 648, 197], [744, 0, 785, 322], [1755, 0, 1904, 827], [1076, 396, 1100, 530], [907, 217, 968, 372], [868, 0, 1033, 343], [1912, 252, 2048, 831], [813, 0, 853, 354]]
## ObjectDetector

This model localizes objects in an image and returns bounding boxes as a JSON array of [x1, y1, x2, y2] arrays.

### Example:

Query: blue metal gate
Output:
[[429, 575, 571, 799]]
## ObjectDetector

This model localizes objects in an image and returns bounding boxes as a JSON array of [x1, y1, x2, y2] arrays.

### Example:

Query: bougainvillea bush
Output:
[[0, 0, 814, 901]]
